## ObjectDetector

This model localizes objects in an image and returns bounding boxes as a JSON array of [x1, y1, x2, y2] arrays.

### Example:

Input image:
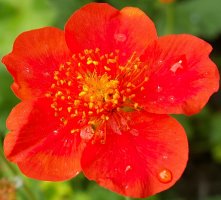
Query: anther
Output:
[[104, 66, 111, 71]]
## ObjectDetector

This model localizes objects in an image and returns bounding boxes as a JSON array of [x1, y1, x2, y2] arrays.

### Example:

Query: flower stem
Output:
[[164, 3, 175, 34], [125, 197, 131, 200], [0, 146, 17, 174], [0, 140, 38, 200], [23, 184, 38, 200]]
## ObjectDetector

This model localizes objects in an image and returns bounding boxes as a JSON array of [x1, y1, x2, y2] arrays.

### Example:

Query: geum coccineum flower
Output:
[[2, 3, 219, 198]]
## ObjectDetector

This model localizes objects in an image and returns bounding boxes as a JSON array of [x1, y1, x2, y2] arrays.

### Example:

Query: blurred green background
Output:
[[0, 0, 220, 199]]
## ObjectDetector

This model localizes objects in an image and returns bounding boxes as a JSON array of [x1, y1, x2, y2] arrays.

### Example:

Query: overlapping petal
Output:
[[81, 112, 188, 198], [135, 34, 219, 115], [2, 27, 71, 100], [65, 3, 157, 62], [4, 98, 84, 181]]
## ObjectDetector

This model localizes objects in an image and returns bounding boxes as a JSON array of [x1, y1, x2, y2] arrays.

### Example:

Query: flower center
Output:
[[78, 73, 120, 112], [46, 48, 149, 142]]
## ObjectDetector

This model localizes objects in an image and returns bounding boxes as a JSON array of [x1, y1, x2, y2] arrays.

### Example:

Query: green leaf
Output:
[[174, 0, 221, 39], [0, 0, 56, 57]]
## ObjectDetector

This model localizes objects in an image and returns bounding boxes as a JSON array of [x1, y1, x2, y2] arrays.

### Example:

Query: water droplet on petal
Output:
[[168, 96, 175, 103], [162, 155, 168, 160], [114, 33, 127, 42], [24, 67, 31, 73], [63, 139, 72, 148], [157, 169, 172, 183], [80, 126, 94, 140], [53, 130, 59, 135], [158, 60, 163, 65], [158, 97, 164, 102], [170, 60, 183, 73], [43, 72, 50, 77], [130, 129, 139, 136], [203, 72, 209, 77], [125, 165, 132, 172], [157, 85, 163, 92]]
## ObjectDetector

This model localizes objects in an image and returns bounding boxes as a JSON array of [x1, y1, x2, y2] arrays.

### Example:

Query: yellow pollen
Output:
[[65, 71, 70, 77], [59, 64, 65, 70], [113, 92, 120, 99], [77, 73, 83, 79], [134, 103, 139, 109], [54, 71, 59, 75], [95, 48, 100, 53], [104, 66, 111, 71], [61, 117, 68, 125], [79, 91, 87, 97], [127, 82, 132, 87], [74, 100, 80, 106], [93, 61, 99, 65], [51, 103, 57, 109], [54, 75, 59, 80], [45, 93, 51, 97], [82, 111, 86, 118], [60, 80, 65, 85], [71, 129, 79, 134], [78, 73, 120, 113], [51, 84, 56, 89], [126, 88, 131, 93], [88, 111, 93, 115], [107, 58, 116, 64], [112, 99, 118, 104], [83, 85, 89, 92], [67, 107, 72, 113], [129, 94, 136, 99], [86, 58, 93, 65], [141, 86, 145, 91], [47, 48, 148, 130], [89, 102, 94, 109]]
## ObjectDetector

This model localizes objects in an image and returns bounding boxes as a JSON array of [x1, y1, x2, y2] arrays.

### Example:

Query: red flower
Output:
[[2, 3, 219, 198]]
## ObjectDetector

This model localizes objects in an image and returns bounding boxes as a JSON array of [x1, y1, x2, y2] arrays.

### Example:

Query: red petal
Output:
[[81, 112, 188, 198], [65, 3, 157, 61], [4, 98, 84, 181], [136, 34, 219, 115], [2, 27, 71, 100]]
